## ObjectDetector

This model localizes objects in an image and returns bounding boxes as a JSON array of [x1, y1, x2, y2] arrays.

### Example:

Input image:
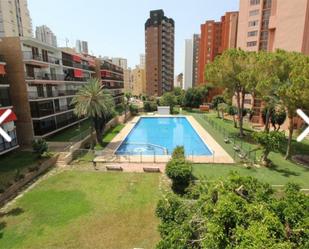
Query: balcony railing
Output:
[[25, 72, 91, 83], [62, 58, 95, 71], [0, 76, 9, 85], [23, 52, 61, 65], [28, 89, 79, 99], [0, 55, 5, 62]]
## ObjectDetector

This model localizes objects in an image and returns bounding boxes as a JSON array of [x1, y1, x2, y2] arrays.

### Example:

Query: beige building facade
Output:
[[0, 0, 33, 37], [237, 0, 309, 54], [131, 67, 146, 96]]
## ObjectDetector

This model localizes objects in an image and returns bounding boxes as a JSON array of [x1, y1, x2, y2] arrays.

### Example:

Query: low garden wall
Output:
[[0, 154, 59, 207]]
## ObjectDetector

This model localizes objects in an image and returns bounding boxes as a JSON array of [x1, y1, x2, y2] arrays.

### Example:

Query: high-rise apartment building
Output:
[[237, 0, 309, 124], [131, 66, 146, 96], [0, 0, 33, 37], [123, 68, 132, 93], [0, 54, 19, 155], [145, 9, 175, 96], [192, 34, 200, 87], [95, 59, 124, 105], [76, 40, 89, 54], [198, 20, 222, 85], [237, 0, 309, 54], [183, 39, 193, 90], [176, 73, 183, 89], [111, 58, 128, 70], [35, 25, 57, 47], [0, 37, 96, 145], [139, 54, 146, 69], [198, 11, 239, 85]]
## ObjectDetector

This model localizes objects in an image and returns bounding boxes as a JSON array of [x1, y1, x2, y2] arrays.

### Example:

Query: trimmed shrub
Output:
[[32, 139, 48, 158], [143, 101, 157, 112], [129, 104, 139, 116], [165, 158, 192, 194], [172, 146, 185, 160]]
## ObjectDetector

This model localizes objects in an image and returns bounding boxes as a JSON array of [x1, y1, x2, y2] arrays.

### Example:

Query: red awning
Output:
[[0, 109, 17, 123], [0, 64, 6, 75], [72, 55, 82, 63], [74, 69, 83, 78]]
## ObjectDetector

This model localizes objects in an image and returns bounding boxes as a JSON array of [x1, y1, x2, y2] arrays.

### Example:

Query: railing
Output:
[[0, 76, 9, 85], [27, 90, 78, 99], [62, 59, 95, 71], [23, 51, 61, 65], [25, 72, 91, 83], [200, 114, 258, 165]]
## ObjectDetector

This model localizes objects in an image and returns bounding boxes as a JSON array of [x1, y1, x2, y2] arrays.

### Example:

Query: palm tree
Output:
[[71, 78, 115, 147]]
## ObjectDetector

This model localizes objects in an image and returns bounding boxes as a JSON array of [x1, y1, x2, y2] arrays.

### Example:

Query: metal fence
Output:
[[199, 114, 259, 165]]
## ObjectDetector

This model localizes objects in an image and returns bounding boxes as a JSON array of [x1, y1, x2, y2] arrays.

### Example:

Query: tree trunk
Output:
[[233, 115, 237, 128], [285, 113, 294, 159], [94, 116, 106, 147], [238, 90, 245, 138], [261, 150, 270, 166], [264, 107, 271, 132], [90, 119, 95, 150]]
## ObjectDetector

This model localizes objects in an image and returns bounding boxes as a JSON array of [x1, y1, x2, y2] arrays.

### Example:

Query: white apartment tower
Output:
[[76, 40, 89, 54], [35, 25, 57, 47], [183, 39, 193, 90], [0, 0, 33, 37]]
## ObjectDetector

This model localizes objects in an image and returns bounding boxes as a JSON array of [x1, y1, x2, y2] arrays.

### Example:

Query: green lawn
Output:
[[47, 119, 91, 142], [186, 111, 309, 188], [0, 151, 38, 189], [95, 124, 125, 150], [0, 171, 161, 249]]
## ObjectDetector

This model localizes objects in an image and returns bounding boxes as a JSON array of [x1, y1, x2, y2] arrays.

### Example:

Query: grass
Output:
[[95, 124, 125, 150], [0, 171, 161, 249], [0, 151, 38, 188], [47, 119, 91, 142], [185, 111, 309, 188]]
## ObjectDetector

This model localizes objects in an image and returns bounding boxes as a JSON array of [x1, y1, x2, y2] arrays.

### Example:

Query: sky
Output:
[[28, 0, 239, 75]]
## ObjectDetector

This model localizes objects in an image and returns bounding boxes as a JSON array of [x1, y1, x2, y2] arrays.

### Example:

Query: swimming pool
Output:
[[116, 117, 213, 156]]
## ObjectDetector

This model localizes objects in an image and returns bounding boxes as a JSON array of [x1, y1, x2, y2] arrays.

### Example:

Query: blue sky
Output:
[[28, 0, 239, 75]]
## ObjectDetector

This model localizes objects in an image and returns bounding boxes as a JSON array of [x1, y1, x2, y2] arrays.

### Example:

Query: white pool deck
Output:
[[94, 115, 234, 164]]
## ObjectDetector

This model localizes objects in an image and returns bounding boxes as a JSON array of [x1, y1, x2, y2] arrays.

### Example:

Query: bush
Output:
[[32, 139, 48, 158], [172, 146, 185, 159], [165, 158, 192, 194], [129, 104, 139, 116], [14, 169, 25, 182], [143, 101, 157, 112]]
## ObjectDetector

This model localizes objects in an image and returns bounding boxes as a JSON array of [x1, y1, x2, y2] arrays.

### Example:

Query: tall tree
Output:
[[71, 78, 115, 147], [206, 49, 256, 137], [276, 51, 309, 158], [255, 51, 282, 132]]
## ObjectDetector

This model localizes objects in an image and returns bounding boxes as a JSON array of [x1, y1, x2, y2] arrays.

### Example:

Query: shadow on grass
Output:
[[268, 164, 300, 177], [0, 208, 24, 239]]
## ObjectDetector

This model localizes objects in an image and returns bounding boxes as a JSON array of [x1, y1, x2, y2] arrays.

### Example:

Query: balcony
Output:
[[0, 75, 9, 85], [25, 72, 90, 83], [62, 58, 95, 72], [28, 89, 79, 100], [33, 113, 80, 136], [23, 52, 61, 66]]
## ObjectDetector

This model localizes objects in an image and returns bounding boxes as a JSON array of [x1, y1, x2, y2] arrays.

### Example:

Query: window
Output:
[[248, 30, 258, 37], [247, 41, 257, 47], [249, 20, 259, 27], [250, 0, 260, 5], [249, 9, 259, 16]]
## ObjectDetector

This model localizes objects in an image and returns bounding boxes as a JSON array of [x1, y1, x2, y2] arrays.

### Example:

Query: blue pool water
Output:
[[116, 117, 213, 156]]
